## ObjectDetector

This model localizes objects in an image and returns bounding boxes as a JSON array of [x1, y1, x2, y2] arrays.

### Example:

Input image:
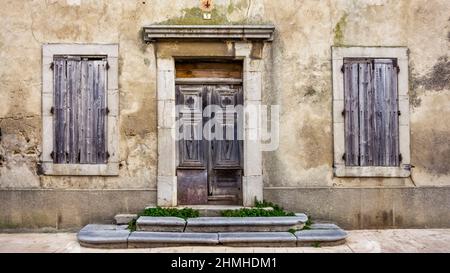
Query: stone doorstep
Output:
[[76, 224, 347, 249], [295, 229, 348, 247], [185, 216, 307, 232], [136, 216, 186, 232], [219, 232, 297, 247], [128, 232, 218, 248], [114, 214, 138, 225]]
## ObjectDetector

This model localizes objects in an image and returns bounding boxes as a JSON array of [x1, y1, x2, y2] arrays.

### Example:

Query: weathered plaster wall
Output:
[[0, 0, 449, 228]]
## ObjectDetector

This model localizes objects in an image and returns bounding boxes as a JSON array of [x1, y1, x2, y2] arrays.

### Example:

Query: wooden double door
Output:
[[176, 84, 243, 205]]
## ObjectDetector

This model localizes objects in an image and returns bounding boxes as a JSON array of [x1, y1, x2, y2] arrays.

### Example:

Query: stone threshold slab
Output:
[[219, 232, 297, 247], [185, 215, 307, 232], [136, 216, 186, 232], [128, 232, 218, 248]]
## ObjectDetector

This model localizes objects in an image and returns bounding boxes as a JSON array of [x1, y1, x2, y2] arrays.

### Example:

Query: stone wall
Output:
[[0, 0, 449, 228]]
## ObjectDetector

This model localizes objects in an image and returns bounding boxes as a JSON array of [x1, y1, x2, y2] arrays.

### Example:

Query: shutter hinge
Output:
[[341, 64, 344, 73], [106, 62, 110, 70], [50, 151, 54, 160], [399, 153, 403, 162], [342, 153, 346, 161], [106, 152, 110, 159], [50, 107, 54, 115], [50, 62, 54, 70], [342, 110, 345, 116], [398, 110, 401, 116], [393, 59, 400, 73], [105, 107, 110, 115]]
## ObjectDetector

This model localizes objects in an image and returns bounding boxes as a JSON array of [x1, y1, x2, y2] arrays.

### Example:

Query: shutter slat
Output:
[[53, 58, 66, 164], [344, 62, 360, 166], [80, 60, 88, 164]]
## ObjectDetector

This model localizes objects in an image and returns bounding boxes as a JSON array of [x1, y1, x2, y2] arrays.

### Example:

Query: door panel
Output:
[[176, 86, 206, 169], [176, 84, 243, 205]]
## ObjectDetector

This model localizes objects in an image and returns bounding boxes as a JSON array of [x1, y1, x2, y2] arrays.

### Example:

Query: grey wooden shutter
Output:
[[53, 57, 107, 164], [344, 61, 360, 166], [373, 60, 399, 166], [343, 59, 399, 167]]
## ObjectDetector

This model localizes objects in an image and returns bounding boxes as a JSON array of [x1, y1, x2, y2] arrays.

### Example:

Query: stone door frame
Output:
[[154, 41, 265, 207]]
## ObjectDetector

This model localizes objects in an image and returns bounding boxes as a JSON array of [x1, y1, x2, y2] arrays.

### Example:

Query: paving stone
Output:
[[128, 232, 218, 248], [77, 225, 130, 249], [219, 232, 297, 247], [295, 229, 348, 246], [185, 216, 306, 232], [136, 216, 186, 232], [114, 214, 138, 225]]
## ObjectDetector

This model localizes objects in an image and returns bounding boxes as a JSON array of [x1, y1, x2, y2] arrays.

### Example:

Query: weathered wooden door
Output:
[[176, 84, 243, 205]]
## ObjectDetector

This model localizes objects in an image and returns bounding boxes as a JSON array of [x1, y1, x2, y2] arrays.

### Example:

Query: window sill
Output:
[[334, 165, 411, 178], [40, 162, 119, 176]]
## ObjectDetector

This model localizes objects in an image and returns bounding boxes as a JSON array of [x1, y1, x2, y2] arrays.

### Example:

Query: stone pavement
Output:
[[0, 229, 449, 253]]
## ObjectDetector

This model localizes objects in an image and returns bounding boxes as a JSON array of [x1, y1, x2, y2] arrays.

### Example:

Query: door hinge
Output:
[[50, 106, 54, 115], [50, 62, 54, 70]]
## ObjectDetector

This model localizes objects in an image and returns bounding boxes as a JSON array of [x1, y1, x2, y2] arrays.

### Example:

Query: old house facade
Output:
[[0, 0, 449, 229]]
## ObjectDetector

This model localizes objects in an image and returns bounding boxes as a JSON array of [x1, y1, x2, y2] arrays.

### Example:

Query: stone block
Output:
[[295, 229, 348, 246], [114, 214, 138, 225], [136, 216, 186, 232], [128, 232, 218, 248], [218, 232, 297, 247], [77, 224, 130, 249], [185, 216, 306, 232]]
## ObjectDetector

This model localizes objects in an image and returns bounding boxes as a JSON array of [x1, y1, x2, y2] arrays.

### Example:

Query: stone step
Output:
[[185, 215, 308, 232], [219, 232, 297, 247], [114, 214, 138, 225], [136, 216, 186, 232], [128, 232, 218, 248], [295, 228, 348, 246], [76, 221, 347, 249], [77, 224, 130, 249]]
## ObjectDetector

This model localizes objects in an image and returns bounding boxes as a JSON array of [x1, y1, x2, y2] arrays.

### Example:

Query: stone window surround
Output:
[[332, 46, 411, 177], [41, 44, 119, 176], [155, 42, 265, 207]]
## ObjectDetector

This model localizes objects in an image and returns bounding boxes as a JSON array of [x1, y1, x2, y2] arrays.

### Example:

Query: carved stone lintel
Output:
[[143, 25, 275, 42]]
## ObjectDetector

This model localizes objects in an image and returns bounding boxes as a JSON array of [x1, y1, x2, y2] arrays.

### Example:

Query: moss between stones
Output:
[[128, 207, 200, 231], [221, 199, 296, 217]]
